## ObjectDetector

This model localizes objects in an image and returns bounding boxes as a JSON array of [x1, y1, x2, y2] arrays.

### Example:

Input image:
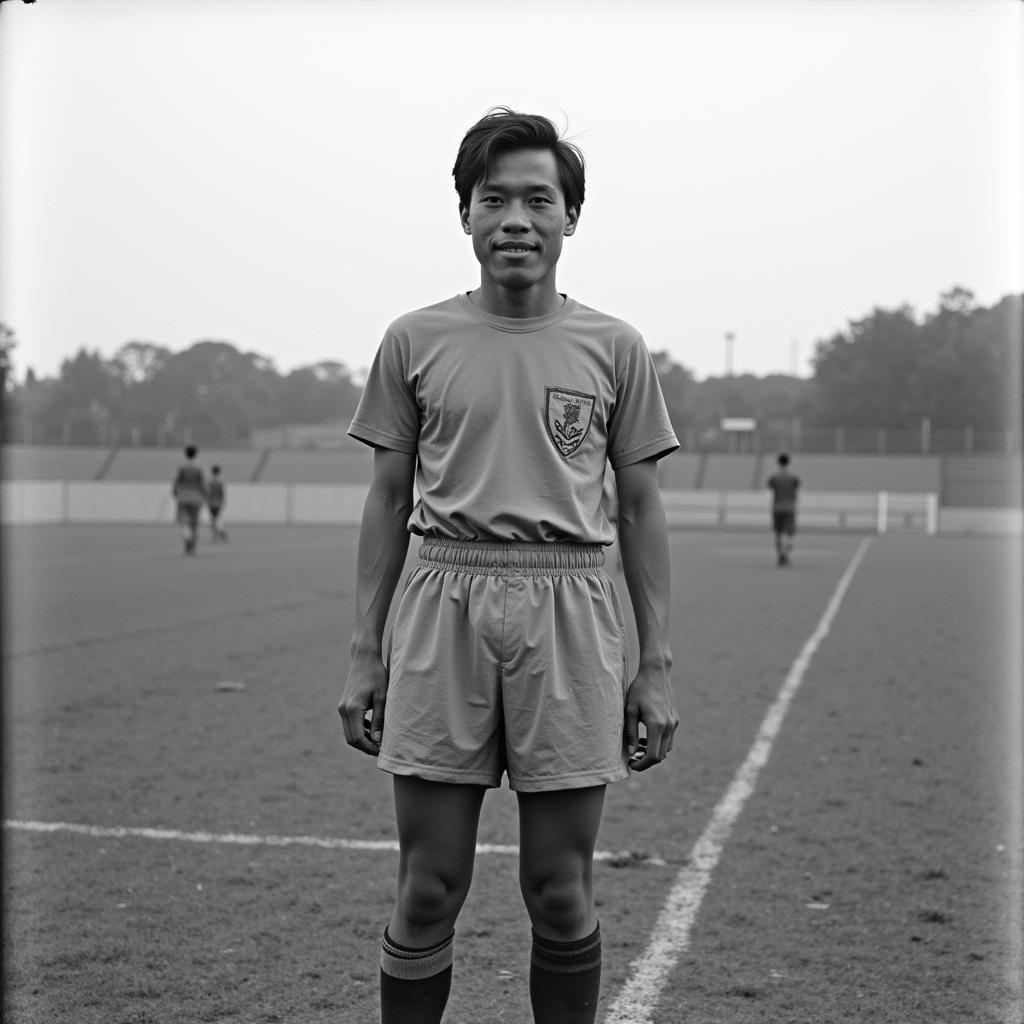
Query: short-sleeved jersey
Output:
[[172, 464, 206, 507], [207, 479, 225, 507], [767, 470, 800, 512], [348, 293, 678, 544]]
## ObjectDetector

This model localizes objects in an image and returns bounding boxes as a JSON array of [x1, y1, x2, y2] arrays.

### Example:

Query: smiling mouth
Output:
[[496, 245, 535, 255]]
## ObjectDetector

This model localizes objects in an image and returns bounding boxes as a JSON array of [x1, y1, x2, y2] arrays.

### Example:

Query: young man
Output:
[[339, 108, 679, 1024], [767, 452, 800, 566], [171, 445, 206, 555], [207, 465, 228, 542]]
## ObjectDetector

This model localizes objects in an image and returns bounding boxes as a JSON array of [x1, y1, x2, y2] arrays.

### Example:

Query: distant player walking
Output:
[[767, 452, 800, 566], [338, 108, 680, 1024], [207, 465, 228, 542], [171, 445, 206, 555]]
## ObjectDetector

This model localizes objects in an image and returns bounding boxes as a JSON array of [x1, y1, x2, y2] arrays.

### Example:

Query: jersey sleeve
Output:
[[347, 330, 420, 454], [607, 335, 679, 469]]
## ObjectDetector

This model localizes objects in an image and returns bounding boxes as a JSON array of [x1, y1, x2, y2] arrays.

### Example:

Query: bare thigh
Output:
[[517, 785, 606, 940], [390, 776, 487, 947]]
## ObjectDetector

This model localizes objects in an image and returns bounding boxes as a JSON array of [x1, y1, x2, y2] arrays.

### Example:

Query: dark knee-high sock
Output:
[[529, 923, 602, 1024], [379, 927, 454, 1024]]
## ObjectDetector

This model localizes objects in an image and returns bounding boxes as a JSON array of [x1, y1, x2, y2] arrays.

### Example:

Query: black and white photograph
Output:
[[2, 2, 1021, 1022]]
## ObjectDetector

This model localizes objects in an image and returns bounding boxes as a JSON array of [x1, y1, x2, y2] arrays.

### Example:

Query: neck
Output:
[[470, 281, 564, 319]]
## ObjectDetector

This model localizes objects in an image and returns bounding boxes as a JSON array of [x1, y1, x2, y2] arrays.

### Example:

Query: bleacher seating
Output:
[[257, 450, 373, 485], [2, 445, 109, 481], [106, 448, 265, 482], [4, 446, 1019, 510], [762, 454, 941, 495], [702, 454, 758, 490], [942, 455, 1023, 508]]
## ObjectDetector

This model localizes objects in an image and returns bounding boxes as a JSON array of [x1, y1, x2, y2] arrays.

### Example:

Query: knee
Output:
[[520, 866, 591, 936], [397, 862, 470, 933]]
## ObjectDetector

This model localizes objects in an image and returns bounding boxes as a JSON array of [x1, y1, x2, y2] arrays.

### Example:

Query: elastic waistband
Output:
[[418, 539, 606, 576]]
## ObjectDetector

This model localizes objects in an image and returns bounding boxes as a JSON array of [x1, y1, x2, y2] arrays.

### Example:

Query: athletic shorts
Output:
[[772, 510, 796, 536], [379, 539, 631, 792], [176, 503, 201, 529]]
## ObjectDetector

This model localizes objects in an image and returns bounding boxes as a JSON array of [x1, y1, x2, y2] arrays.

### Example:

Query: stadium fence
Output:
[[4, 481, 999, 535], [6, 422, 1021, 455]]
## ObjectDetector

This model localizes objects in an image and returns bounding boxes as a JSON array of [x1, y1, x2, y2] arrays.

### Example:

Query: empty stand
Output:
[[257, 450, 373, 485], [942, 455, 1023, 508], [764, 454, 941, 494], [103, 447, 265, 482], [2, 445, 110, 481], [703, 454, 758, 490]]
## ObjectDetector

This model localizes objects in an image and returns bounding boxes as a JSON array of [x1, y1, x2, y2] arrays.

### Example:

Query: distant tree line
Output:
[[2, 288, 1020, 450], [4, 339, 363, 448]]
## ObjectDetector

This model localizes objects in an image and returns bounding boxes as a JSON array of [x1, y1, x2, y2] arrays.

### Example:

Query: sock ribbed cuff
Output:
[[531, 924, 601, 975], [380, 928, 455, 981]]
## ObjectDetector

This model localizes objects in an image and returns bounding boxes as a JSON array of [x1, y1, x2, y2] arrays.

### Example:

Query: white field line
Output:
[[3, 820, 410, 852], [603, 534, 874, 1024], [0, 819, 643, 863]]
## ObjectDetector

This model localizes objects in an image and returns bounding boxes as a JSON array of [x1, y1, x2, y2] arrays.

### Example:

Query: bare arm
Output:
[[614, 457, 679, 771], [338, 447, 416, 755]]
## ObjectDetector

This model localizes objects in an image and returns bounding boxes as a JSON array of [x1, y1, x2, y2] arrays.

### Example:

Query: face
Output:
[[460, 148, 578, 294]]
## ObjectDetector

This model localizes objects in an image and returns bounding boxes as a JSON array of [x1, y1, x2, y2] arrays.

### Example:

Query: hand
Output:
[[338, 657, 388, 756], [623, 666, 678, 772]]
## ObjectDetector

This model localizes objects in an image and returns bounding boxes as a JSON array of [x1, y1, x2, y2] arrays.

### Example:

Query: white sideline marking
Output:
[[0, 819, 641, 863], [603, 534, 874, 1024], [1, 820, 515, 855]]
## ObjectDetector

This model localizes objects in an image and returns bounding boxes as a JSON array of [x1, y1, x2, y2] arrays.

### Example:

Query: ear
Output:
[[460, 205, 471, 235], [563, 206, 579, 237]]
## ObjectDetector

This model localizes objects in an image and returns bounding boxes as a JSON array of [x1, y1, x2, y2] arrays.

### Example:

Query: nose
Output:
[[500, 199, 531, 231]]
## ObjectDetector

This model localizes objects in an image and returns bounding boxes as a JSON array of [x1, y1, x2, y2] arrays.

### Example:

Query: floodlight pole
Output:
[[725, 332, 735, 376]]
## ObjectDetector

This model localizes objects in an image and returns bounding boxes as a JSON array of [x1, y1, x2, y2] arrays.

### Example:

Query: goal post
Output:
[[876, 490, 939, 535]]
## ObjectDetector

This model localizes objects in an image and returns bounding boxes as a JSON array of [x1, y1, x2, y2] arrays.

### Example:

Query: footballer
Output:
[[339, 107, 680, 1024]]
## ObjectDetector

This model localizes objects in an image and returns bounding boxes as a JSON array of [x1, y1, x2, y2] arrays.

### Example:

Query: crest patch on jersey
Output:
[[545, 387, 596, 459]]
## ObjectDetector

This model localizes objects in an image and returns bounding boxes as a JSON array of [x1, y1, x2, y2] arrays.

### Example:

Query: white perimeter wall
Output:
[[4, 481, 1017, 534], [1, 482, 367, 526]]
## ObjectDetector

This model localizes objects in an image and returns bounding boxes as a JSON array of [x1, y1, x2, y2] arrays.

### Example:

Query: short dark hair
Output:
[[452, 107, 585, 215], [778, 453, 790, 466], [211, 465, 221, 474], [185, 445, 198, 459]]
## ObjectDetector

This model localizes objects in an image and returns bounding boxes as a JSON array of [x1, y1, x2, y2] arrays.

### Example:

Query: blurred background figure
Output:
[[171, 445, 206, 555], [207, 464, 228, 542], [767, 452, 800, 566]]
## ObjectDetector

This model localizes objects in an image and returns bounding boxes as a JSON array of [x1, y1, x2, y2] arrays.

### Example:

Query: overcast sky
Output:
[[1, 0, 1021, 383]]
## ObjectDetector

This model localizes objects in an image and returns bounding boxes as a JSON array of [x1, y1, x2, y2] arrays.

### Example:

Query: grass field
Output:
[[3, 524, 1022, 1023]]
